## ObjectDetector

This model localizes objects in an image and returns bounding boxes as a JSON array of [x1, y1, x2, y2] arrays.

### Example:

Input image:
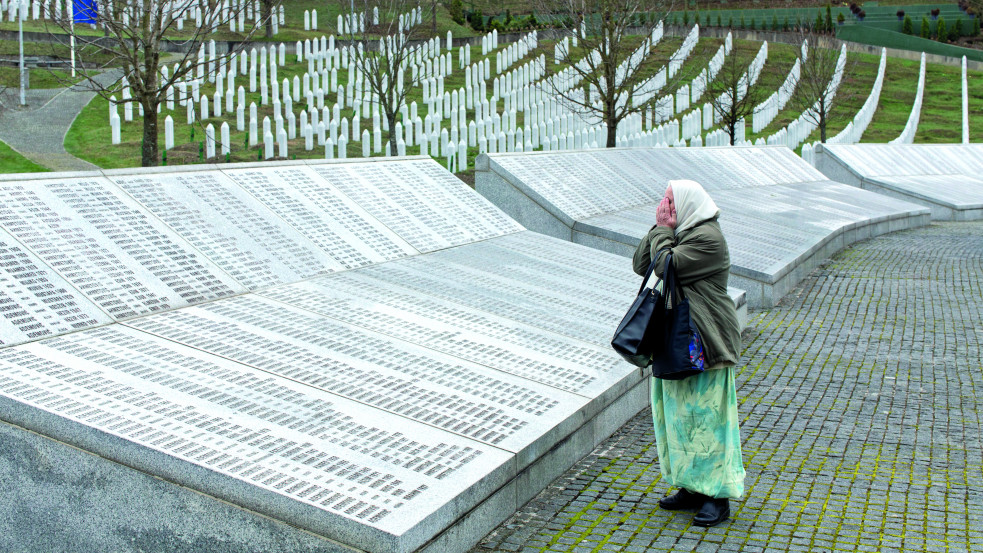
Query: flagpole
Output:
[[18, 0, 26, 105], [70, 2, 76, 78]]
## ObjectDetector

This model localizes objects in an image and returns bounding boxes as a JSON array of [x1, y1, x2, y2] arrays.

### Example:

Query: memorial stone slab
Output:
[[478, 147, 931, 307], [816, 144, 983, 221], [310, 160, 523, 252], [107, 169, 343, 289], [221, 165, 418, 268], [0, 178, 243, 321], [0, 158, 653, 553], [123, 293, 611, 462], [0, 227, 110, 346], [0, 325, 512, 553]]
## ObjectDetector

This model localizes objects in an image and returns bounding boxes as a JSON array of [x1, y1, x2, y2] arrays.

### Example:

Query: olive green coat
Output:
[[632, 218, 742, 369]]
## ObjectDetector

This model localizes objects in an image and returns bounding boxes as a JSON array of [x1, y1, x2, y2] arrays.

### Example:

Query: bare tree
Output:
[[535, 0, 680, 147], [44, 0, 280, 166], [347, 0, 426, 156], [781, 32, 849, 143], [260, 0, 278, 38], [705, 48, 768, 145]]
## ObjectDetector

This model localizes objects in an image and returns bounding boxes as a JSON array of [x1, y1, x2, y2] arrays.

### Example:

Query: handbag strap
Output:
[[662, 252, 687, 306], [636, 247, 671, 296]]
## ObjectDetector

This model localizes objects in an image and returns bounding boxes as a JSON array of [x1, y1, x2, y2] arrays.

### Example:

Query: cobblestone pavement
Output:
[[0, 71, 119, 172], [470, 221, 983, 553]]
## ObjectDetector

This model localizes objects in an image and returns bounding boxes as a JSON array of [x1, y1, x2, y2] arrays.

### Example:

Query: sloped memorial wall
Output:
[[476, 147, 931, 308], [0, 158, 648, 553], [815, 143, 983, 221]]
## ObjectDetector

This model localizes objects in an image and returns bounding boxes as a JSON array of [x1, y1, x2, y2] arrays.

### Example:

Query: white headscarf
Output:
[[667, 179, 720, 234]]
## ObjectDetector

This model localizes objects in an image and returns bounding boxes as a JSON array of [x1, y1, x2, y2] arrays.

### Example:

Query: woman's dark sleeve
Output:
[[633, 226, 674, 276], [656, 228, 726, 285]]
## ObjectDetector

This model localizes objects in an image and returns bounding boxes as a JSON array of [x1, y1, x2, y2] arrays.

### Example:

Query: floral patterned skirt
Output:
[[650, 367, 746, 499]]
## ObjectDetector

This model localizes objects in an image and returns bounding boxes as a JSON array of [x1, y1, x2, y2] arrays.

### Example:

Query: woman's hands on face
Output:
[[656, 188, 677, 229]]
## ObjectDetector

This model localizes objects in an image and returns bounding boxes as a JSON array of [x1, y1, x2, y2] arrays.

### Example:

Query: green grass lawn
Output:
[[0, 1, 478, 43], [46, 30, 983, 173], [67, 38, 528, 168], [0, 139, 48, 173], [0, 66, 87, 88]]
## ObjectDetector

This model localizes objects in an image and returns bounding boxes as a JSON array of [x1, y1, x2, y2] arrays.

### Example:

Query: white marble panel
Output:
[[0, 227, 110, 346], [310, 159, 523, 252], [222, 166, 418, 269], [110, 171, 343, 289], [0, 325, 511, 549], [0, 178, 243, 320]]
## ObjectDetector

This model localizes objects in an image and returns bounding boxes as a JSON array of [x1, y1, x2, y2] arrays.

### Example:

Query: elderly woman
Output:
[[632, 179, 745, 527]]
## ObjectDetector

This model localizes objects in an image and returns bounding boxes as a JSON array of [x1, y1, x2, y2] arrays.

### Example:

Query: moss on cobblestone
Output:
[[472, 222, 983, 553]]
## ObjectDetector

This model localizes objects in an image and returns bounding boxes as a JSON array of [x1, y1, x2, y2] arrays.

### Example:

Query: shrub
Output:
[[728, 16, 733, 28], [902, 14, 914, 34], [705, 13, 711, 27], [937, 16, 947, 40], [448, 0, 465, 25], [975, 17, 981, 36], [718, 14, 723, 27], [740, 14, 745, 29], [815, 10, 824, 31], [837, 12, 845, 25], [951, 19, 962, 40], [469, 9, 484, 31], [783, 16, 789, 31], [772, 14, 779, 30], [683, 10, 689, 25], [825, 4, 833, 31], [921, 16, 931, 38]]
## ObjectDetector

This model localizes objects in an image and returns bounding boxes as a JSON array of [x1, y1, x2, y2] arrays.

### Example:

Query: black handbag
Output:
[[650, 253, 707, 380], [610, 253, 667, 368]]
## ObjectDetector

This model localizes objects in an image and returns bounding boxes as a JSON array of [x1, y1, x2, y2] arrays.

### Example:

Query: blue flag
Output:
[[73, 0, 97, 24]]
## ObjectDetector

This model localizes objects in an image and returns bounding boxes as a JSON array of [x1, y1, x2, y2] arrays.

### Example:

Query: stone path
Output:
[[470, 221, 983, 553], [0, 71, 119, 172]]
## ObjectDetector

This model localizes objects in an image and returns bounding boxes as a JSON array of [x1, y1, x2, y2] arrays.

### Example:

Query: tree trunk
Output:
[[819, 105, 827, 142], [728, 121, 736, 145], [141, 98, 160, 167], [605, 101, 618, 147], [387, 111, 399, 155], [431, 0, 438, 35]]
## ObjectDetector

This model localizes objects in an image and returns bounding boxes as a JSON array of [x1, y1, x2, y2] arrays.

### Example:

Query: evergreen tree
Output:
[[772, 14, 779, 30], [902, 14, 914, 34], [937, 16, 947, 40], [815, 10, 824, 31], [783, 16, 789, 31], [825, 4, 833, 32], [740, 14, 746, 28], [954, 18, 964, 39], [921, 16, 931, 38]]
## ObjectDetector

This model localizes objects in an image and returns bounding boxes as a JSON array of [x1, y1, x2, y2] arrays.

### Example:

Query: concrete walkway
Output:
[[0, 71, 119, 172], [470, 221, 983, 553]]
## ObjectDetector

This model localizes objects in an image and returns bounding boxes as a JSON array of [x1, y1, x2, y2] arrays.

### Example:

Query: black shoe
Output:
[[658, 489, 704, 511], [693, 498, 730, 527]]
